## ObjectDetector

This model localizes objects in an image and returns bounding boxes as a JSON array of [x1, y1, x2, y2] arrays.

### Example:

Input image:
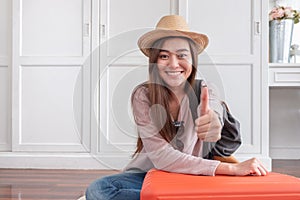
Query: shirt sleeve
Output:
[[132, 86, 220, 176]]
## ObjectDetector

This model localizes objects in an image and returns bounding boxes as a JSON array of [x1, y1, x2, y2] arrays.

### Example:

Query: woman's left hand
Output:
[[195, 86, 222, 142], [195, 109, 222, 142]]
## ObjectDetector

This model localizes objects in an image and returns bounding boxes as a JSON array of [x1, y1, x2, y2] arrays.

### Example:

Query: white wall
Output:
[[269, 0, 300, 159]]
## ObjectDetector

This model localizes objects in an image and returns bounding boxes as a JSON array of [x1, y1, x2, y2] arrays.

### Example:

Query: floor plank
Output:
[[272, 159, 300, 177], [0, 169, 118, 200], [0, 159, 299, 199]]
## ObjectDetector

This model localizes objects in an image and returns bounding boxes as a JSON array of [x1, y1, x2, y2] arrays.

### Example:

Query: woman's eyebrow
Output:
[[159, 49, 190, 53], [159, 49, 169, 53], [176, 49, 190, 53]]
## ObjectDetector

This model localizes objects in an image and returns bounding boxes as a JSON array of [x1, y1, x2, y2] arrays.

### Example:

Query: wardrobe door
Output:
[[12, 0, 92, 152], [98, 0, 171, 168], [179, 0, 269, 165]]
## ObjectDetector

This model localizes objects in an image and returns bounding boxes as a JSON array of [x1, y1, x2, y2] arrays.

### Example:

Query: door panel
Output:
[[21, 0, 83, 57], [101, 0, 171, 57], [183, 0, 253, 56]]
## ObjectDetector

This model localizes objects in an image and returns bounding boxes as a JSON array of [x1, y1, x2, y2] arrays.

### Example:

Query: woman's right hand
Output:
[[216, 157, 268, 176]]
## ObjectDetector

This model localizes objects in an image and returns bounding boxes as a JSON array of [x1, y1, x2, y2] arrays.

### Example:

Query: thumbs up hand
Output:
[[195, 85, 222, 142], [199, 86, 210, 115]]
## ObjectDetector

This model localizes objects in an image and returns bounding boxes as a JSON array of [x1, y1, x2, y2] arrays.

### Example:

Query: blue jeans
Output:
[[86, 172, 146, 200]]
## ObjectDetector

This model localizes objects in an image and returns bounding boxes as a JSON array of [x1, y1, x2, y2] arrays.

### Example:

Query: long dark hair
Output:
[[132, 36, 199, 156]]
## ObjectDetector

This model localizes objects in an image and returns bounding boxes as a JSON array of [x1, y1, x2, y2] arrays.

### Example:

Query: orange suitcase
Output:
[[141, 169, 300, 200]]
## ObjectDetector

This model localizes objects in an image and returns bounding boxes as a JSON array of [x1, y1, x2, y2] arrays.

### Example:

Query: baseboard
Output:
[[0, 152, 131, 169], [270, 146, 300, 159], [0, 152, 273, 171]]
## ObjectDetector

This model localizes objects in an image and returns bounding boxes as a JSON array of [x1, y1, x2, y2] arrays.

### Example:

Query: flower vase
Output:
[[269, 19, 294, 63]]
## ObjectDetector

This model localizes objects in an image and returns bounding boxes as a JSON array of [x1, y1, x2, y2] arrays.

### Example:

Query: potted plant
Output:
[[269, 6, 300, 63], [269, 6, 300, 24]]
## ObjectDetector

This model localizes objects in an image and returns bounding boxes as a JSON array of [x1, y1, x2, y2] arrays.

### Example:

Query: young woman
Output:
[[86, 15, 268, 200]]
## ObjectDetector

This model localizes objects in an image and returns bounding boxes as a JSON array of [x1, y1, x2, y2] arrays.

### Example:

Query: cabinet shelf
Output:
[[269, 63, 300, 68], [269, 64, 300, 87]]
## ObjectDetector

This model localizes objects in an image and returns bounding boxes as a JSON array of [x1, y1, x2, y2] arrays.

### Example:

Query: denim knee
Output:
[[86, 176, 111, 200], [86, 172, 146, 200]]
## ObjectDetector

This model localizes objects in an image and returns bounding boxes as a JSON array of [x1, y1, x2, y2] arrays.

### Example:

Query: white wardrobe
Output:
[[0, 0, 271, 169]]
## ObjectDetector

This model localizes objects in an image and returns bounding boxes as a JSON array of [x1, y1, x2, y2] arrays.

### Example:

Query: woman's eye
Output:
[[177, 54, 188, 59], [159, 54, 169, 60]]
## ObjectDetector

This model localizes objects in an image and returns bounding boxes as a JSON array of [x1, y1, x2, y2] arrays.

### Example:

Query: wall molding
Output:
[[0, 153, 130, 169], [0, 152, 273, 171], [270, 146, 300, 159]]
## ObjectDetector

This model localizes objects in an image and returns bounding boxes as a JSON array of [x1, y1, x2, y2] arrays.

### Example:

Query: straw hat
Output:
[[138, 15, 209, 57]]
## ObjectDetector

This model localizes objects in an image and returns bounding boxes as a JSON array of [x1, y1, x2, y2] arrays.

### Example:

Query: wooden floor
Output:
[[0, 159, 299, 200], [0, 169, 118, 200]]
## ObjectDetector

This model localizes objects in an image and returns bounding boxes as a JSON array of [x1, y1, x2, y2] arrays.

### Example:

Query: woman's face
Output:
[[156, 37, 193, 90]]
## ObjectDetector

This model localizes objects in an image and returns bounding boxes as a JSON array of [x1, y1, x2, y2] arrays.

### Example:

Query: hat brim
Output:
[[138, 29, 209, 57]]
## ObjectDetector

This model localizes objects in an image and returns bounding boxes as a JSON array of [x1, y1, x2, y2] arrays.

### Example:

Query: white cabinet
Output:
[[269, 64, 300, 87], [269, 64, 300, 159], [268, 1, 300, 160], [0, 0, 270, 169], [0, 0, 96, 169]]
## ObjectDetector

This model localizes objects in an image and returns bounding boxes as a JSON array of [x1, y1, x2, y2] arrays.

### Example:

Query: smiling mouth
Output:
[[165, 71, 184, 76]]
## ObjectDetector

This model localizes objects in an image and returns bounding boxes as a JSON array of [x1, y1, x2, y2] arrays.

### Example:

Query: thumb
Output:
[[200, 86, 210, 116]]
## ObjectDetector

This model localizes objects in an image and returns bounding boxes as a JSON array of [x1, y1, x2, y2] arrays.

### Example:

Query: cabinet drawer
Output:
[[269, 68, 300, 87]]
